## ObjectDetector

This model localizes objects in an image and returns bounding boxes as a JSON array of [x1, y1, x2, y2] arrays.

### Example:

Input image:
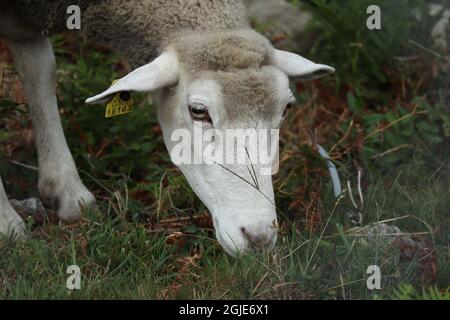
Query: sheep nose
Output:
[[240, 225, 277, 252]]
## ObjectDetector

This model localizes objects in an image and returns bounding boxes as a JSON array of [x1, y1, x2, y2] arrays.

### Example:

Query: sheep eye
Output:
[[283, 103, 294, 118], [189, 104, 211, 122]]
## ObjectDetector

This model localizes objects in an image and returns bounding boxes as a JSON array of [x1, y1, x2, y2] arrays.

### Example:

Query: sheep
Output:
[[0, 1, 335, 255]]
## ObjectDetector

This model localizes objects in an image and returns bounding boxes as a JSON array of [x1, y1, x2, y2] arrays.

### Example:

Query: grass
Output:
[[0, 0, 449, 299], [1, 158, 448, 299]]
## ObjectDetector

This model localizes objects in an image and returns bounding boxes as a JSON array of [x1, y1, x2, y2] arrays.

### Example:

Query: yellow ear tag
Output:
[[105, 80, 134, 118]]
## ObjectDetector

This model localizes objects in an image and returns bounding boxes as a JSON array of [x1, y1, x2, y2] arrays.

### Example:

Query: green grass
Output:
[[1, 0, 449, 299], [1, 157, 448, 299]]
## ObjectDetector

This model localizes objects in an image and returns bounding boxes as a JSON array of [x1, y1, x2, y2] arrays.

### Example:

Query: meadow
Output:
[[0, 0, 449, 299]]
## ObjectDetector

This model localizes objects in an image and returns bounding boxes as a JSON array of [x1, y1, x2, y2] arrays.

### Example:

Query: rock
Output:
[[430, 4, 450, 50], [244, 0, 311, 50], [348, 223, 416, 247], [10, 198, 46, 223], [348, 222, 436, 283]]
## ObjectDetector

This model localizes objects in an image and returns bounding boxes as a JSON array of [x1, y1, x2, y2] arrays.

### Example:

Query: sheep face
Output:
[[86, 31, 334, 256], [156, 67, 290, 256]]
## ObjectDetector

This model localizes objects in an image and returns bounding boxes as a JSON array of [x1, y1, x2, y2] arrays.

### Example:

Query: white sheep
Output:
[[0, 1, 335, 255]]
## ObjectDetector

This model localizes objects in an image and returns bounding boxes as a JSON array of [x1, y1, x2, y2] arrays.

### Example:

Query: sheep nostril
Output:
[[241, 227, 254, 243], [240, 226, 274, 251]]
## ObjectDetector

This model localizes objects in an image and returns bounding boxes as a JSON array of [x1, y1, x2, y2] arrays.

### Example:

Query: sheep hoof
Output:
[[0, 203, 26, 241], [39, 177, 96, 223]]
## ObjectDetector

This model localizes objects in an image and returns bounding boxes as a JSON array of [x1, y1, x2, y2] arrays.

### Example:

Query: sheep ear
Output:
[[272, 49, 335, 81], [85, 51, 179, 104]]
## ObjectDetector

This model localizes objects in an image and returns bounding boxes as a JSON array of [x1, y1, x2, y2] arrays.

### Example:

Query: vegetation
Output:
[[0, 0, 449, 299]]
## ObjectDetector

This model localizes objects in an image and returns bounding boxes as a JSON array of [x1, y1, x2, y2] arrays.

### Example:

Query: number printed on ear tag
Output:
[[105, 80, 134, 118]]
